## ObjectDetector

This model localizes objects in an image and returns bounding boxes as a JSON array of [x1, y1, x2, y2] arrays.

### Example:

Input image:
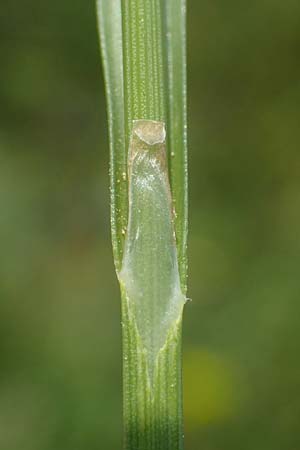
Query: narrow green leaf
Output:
[[96, 0, 127, 270], [163, 0, 188, 291]]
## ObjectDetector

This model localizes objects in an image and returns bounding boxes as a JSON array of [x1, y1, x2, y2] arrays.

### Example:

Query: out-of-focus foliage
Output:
[[0, 1, 300, 449]]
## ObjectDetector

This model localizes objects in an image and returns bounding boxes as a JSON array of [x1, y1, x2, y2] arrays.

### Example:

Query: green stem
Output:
[[122, 291, 184, 450], [97, 0, 187, 448], [121, 0, 166, 143], [120, 2, 184, 448]]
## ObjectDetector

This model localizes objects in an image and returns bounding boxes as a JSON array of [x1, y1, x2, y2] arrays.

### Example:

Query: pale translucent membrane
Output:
[[120, 120, 185, 375]]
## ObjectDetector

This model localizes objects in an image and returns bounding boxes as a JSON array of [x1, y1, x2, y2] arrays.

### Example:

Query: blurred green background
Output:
[[1, 1, 300, 449]]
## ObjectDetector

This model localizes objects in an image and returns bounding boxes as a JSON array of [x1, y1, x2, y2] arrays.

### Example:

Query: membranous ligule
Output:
[[119, 120, 185, 376]]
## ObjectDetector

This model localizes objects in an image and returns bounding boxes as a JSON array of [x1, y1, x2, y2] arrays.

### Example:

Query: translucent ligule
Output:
[[120, 120, 185, 377]]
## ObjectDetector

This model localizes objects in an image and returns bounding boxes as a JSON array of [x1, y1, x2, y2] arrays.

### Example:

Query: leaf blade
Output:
[[163, 0, 188, 292], [96, 0, 127, 270]]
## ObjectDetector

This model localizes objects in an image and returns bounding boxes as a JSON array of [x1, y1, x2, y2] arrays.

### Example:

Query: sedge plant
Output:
[[97, 1, 187, 449]]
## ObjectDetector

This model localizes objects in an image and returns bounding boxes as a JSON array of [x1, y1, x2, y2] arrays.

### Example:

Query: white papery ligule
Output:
[[119, 120, 186, 380]]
